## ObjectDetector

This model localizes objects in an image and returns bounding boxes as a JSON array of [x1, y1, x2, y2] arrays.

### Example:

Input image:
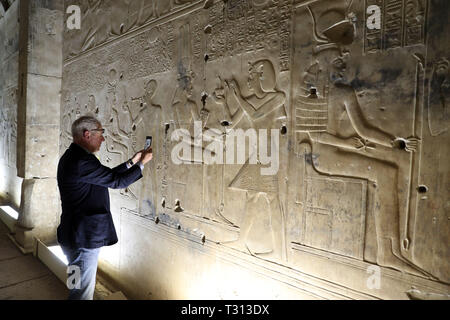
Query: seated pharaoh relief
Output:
[[295, 43, 435, 278], [288, 2, 442, 278]]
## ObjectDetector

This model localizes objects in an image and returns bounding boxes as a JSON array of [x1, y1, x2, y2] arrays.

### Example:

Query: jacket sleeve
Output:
[[111, 162, 129, 174], [78, 155, 142, 189]]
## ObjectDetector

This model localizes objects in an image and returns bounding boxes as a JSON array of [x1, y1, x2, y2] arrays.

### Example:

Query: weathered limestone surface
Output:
[[0, 0, 22, 208], [0, 0, 63, 248], [15, 0, 63, 246], [61, 0, 449, 299]]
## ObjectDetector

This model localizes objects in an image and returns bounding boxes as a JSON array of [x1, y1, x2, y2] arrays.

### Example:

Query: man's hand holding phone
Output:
[[129, 136, 153, 167], [140, 136, 153, 165], [140, 147, 153, 165]]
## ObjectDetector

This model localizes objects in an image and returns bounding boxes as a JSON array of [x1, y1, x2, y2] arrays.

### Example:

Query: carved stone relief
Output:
[[293, 144, 367, 260], [61, 0, 449, 297], [0, 0, 21, 209], [364, 0, 427, 53], [408, 0, 449, 282], [63, 0, 195, 60], [428, 58, 449, 136], [287, 0, 448, 284], [206, 0, 292, 71], [0, 87, 17, 168]]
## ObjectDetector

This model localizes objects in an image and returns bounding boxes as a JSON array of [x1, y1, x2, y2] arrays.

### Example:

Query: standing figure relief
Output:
[[169, 65, 216, 215], [133, 79, 162, 147], [213, 59, 287, 260], [221, 62, 287, 130], [171, 68, 200, 135], [170, 67, 215, 163], [103, 69, 130, 164], [105, 71, 166, 201], [170, 67, 199, 163], [428, 57, 450, 136], [130, 79, 162, 215]]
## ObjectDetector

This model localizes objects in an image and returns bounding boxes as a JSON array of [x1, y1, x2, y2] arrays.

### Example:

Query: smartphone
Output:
[[145, 136, 152, 149]]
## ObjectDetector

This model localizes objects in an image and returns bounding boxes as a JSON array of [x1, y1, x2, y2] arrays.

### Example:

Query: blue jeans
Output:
[[61, 246, 101, 300]]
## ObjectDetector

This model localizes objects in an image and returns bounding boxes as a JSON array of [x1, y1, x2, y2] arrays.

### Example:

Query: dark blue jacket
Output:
[[57, 143, 143, 249]]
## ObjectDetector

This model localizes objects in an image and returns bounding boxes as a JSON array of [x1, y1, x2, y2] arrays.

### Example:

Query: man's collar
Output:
[[72, 142, 92, 154]]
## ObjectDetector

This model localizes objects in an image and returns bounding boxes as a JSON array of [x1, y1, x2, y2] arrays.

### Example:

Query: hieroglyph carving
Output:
[[63, 0, 195, 59], [63, 21, 175, 94], [428, 57, 450, 136], [364, 0, 427, 53], [0, 88, 18, 168], [207, 0, 293, 71]]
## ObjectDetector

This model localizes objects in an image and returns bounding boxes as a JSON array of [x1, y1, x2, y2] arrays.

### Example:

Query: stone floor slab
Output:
[[0, 274, 68, 300], [0, 255, 50, 288], [0, 219, 68, 299], [0, 232, 22, 261]]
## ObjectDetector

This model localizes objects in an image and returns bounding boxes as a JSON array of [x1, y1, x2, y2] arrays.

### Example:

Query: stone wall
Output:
[[1, 0, 63, 248], [61, 0, 449, 299], [15, 0, 63, 246], [0, 0, 22, 208]]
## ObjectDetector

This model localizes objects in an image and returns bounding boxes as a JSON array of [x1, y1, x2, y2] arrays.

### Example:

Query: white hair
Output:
[[71, 115, 101, 140]]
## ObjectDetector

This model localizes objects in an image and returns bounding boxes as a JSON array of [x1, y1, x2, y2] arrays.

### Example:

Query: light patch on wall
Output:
[[48, 245, 69, 265], [184, 264, 282, 299], [0, 205, 19, 220]]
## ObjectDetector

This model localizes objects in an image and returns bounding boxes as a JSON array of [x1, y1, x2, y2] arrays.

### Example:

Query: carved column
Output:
[[15, 0, 63, 251]]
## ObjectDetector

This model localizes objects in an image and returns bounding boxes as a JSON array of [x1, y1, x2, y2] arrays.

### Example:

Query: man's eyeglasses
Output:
[[90, 128, 105, 134]]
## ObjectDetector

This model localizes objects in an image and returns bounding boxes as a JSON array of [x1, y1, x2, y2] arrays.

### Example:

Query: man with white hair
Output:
[[57, 115, 153, 300]]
